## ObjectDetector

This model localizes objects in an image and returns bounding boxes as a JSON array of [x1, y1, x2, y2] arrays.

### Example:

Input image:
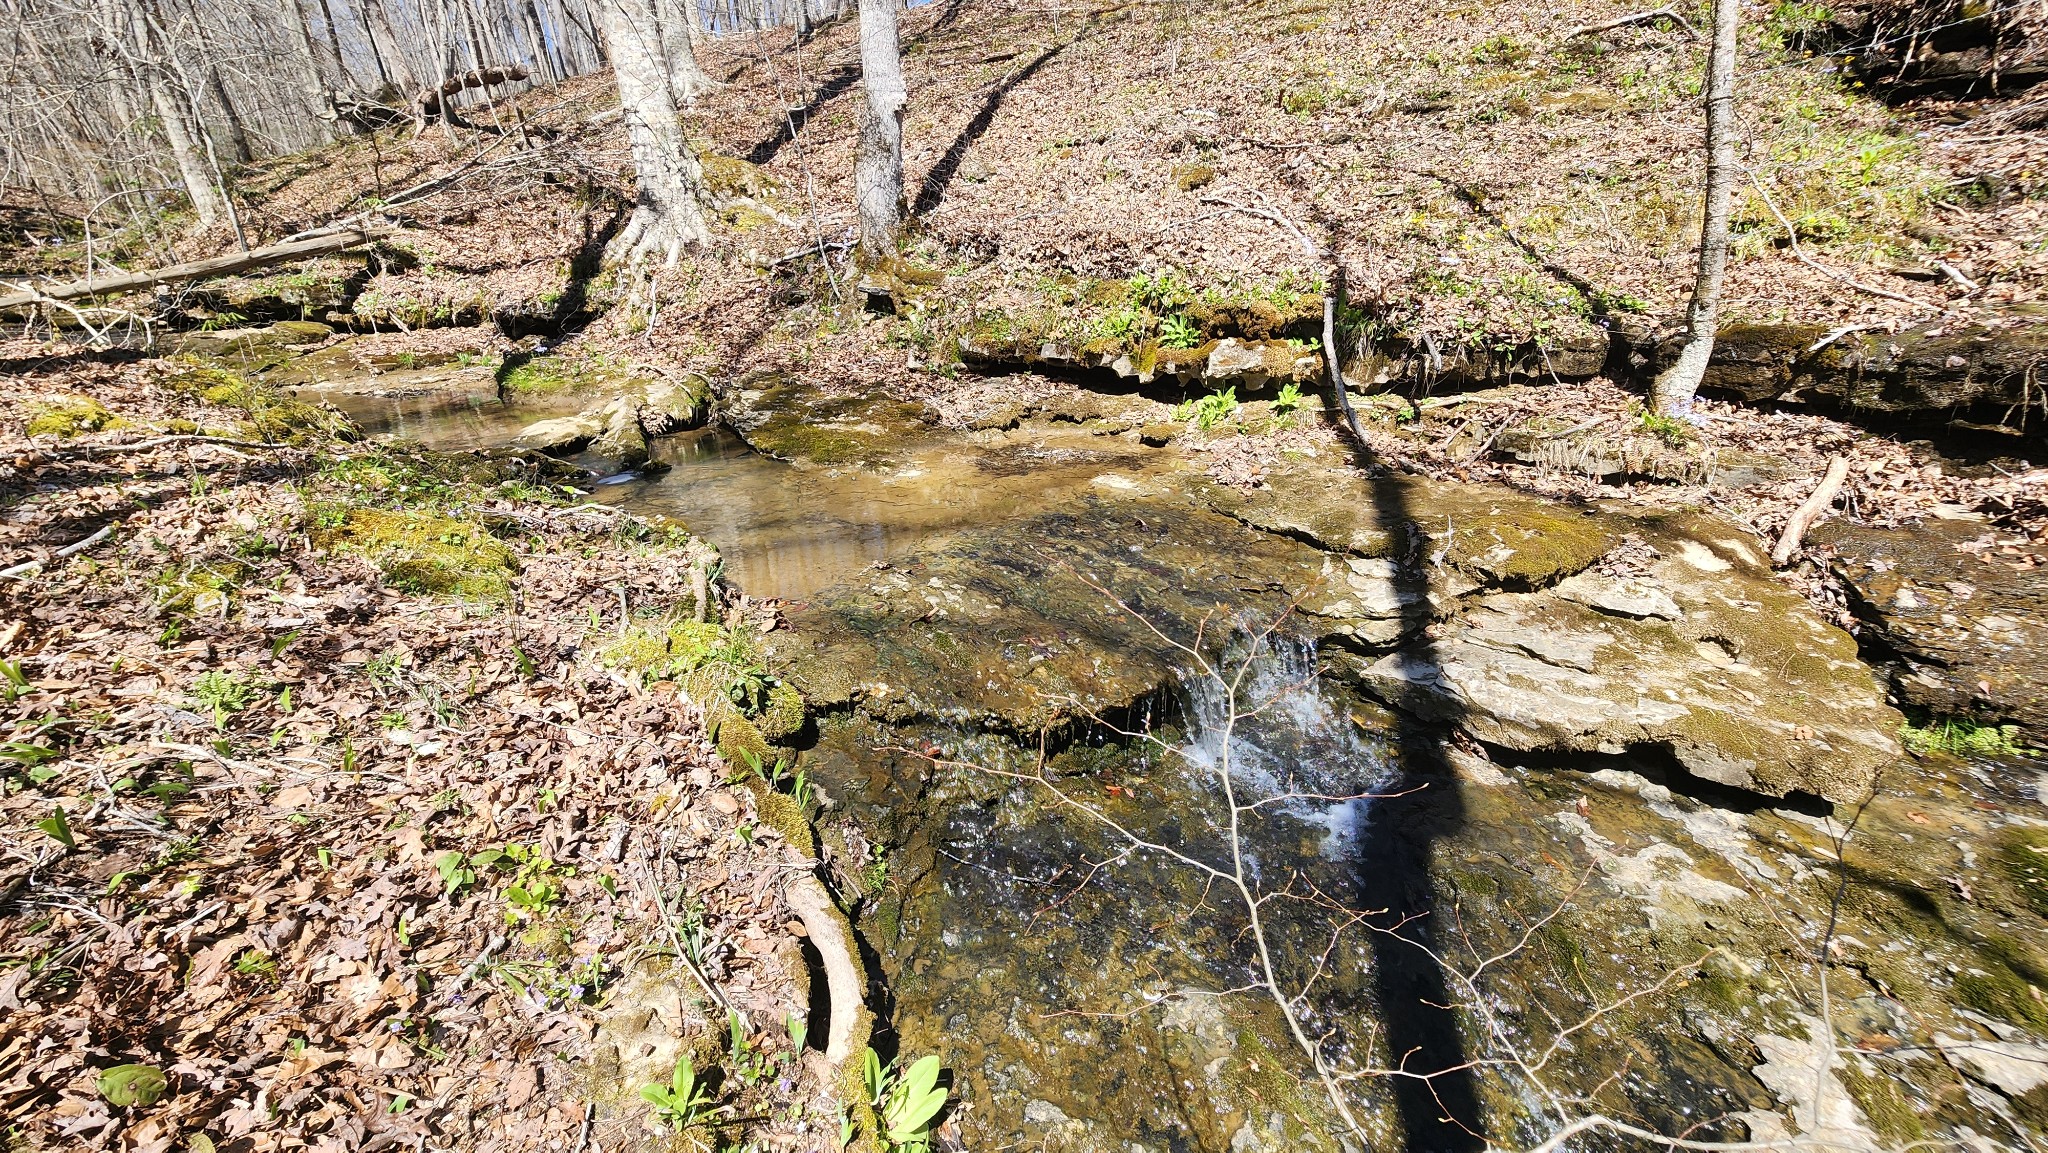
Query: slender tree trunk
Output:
[[853, 0, 904, 259], [282, 0, 338, 119], [599, 0, 711, 267], [124, 0, 226, 227], [1651, 0, 1740, 418], [364, 0, 415, 91], [654, 0, 710, 97], [204, 64, 255, 163], [314, 0, 352, 85], [520, 0, 554, 79]]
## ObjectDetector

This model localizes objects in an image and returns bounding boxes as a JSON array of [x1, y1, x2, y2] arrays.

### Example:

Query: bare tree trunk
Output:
[[1651, 0, 1740, 419], [282, 0, 338, 119], [654, 0, 711, 97], [599, 0, 710, 267], [364, 0, 415, 91], [314, 0, 352, 85], [853, 0, 904, 259], [204, 63, 255, 163]]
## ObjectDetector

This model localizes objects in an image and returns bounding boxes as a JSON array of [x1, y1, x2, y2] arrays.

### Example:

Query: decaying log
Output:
[[0, 226, 388, 310]]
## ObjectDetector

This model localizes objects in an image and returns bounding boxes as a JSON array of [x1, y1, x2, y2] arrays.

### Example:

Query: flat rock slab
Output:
[[766, 495, 1331, 732], [1818, 516, 2048, 743]]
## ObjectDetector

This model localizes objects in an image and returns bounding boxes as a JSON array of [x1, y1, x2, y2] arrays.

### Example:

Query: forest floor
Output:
[[0, 349, 839, 1152]]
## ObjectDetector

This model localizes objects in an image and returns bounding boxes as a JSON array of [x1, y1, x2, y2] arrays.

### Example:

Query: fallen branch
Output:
[[1747, 174, 1924, 307], [415, 65, 532, 119], [1773, 455, 1851, 565], [1564, 5, 1700, 39], [43, 433, 291, 455], [0, 226, 389, 310], [0, 522, 117, 580], [783, 873, 864, 1068]]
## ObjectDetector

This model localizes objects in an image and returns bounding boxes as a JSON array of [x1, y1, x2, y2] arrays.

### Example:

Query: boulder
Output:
[[510, 412, 602, 455], [1817, 516, 2048, 743]]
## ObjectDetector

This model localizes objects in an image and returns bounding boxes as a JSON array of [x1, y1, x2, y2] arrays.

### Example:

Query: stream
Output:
[[285, 352, 2048, 1153]]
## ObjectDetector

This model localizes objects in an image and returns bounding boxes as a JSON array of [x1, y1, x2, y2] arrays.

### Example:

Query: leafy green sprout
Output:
[[641, 1054, 718, 1133], [1174, 386, 1240, 431], [862, 1051, 949, 1151], [1272, 381, 1305, 414], [1901, 718, 2028, 758], [189, 670, 257, 725], [1159, 314, 1202, 349], [0, 658, 33, 703]]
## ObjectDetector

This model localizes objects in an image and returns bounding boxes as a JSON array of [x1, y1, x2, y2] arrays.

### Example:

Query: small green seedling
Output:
[[864, 1051, 949, 1150], [37, 805, 75, 850], [641, 1054, 716, 1132]]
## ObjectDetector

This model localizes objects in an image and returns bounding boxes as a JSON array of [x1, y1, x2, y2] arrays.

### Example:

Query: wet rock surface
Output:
[[510, 373, 709, 466], [1819, 515, 2048, 741]]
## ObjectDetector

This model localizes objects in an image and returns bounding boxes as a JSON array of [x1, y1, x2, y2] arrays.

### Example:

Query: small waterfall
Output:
[[1173, 626, 1395, 862]]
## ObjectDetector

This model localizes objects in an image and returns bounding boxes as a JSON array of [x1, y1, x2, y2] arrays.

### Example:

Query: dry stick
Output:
[[0, 522, 117, 580], [42, 433, 291, 456], [1565, 5, 1700, 39], [1746, 173, 1924, 307], [1772, 455, 1852, 566]]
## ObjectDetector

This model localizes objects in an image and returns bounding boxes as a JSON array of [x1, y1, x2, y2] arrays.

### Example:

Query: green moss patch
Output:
[[312, 507, 517, 599], [167, 362, 355, 443], [25, 395, 123, 438]]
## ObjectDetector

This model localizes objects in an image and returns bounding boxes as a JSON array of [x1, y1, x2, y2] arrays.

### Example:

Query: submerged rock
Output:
[[1818, 516, 2048, 742]]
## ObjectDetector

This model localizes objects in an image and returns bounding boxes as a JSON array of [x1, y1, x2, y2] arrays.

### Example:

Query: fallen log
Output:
[[415, 65, 531, 118], [0, 226, 388, 310]]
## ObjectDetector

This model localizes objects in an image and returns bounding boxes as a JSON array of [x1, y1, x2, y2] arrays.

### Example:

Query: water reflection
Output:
[[307, 384, 1186, 601]]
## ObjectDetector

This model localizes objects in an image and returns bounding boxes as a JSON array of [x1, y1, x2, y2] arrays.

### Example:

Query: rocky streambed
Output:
[[250, 333, 2048, 1152]]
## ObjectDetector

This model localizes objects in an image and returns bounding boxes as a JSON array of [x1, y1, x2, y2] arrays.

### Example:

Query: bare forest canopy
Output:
[[0, 0, 850, 213]]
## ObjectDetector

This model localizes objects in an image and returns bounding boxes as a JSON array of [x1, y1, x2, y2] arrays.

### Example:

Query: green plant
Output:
[[1095, 305, 1144, 343], [233, 948, 278, 981], [862, 1051, 948, 1151], [1272, 381, 1305, 414], [1630, 403, 1691, 446], [641, 1054, 717, 1133], [728, 1010, 774, 1085], [1174, 386, 1240, 430], [1159, 314, 1202, 349], [1901, 718, 2027, 758], [190, 670, 257, 725], [0, 658, 33, 702], [37, 805, 75, 849], [197, 310, 248, 332]]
